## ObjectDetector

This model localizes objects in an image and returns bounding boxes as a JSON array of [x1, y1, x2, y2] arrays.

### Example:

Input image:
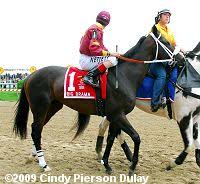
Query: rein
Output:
[[118, 55, 173, 64], [118, 55, 144, 64], [118, 32, 174, 64]]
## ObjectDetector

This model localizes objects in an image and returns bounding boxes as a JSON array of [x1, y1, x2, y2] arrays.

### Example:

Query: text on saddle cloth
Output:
[[64, 67, 107, 99]]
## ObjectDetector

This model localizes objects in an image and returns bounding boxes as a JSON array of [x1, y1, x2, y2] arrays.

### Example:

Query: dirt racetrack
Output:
[[0, 101, 200, 184]]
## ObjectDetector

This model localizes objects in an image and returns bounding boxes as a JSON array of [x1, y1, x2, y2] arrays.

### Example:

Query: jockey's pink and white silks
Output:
[[79, 54, 117, 70]]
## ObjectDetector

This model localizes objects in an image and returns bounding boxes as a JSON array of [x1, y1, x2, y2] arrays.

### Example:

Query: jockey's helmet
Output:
[[96, 11, 111, 27], [155, 9, 171, 24]]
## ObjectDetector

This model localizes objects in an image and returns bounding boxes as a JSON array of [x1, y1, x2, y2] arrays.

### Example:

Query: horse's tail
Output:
[[72, 113, 90, 140], [13, 83, 29, 139]]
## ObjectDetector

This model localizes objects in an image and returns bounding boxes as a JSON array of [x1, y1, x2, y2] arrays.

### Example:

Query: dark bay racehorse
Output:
[[13, 25, 182, 174], [96, 42, 200, 173]]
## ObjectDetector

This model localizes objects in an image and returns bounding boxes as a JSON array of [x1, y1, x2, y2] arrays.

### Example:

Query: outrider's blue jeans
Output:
[[149, 63, 166, 105]]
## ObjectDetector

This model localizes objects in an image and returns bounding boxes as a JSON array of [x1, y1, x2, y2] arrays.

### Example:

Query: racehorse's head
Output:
[[130, 25, 184, 63]]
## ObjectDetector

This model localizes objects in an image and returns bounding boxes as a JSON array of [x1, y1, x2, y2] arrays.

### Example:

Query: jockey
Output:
[[150, 9, 185, 112], [79, 11, 119, 87]]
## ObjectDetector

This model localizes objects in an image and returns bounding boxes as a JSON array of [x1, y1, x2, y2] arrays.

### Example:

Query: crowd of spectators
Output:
[[0, 73, 29, 89]]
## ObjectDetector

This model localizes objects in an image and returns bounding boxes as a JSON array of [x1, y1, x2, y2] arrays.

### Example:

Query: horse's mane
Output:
[[121, 25, 168, 60], [118, 25, 174, 64], [123, 36, 146, 58]]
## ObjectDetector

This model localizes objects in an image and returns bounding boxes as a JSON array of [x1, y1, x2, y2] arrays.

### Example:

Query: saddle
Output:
[[136, 67, 178, 118], [136, 67, 177, 102], [64, 67, 107, 116]]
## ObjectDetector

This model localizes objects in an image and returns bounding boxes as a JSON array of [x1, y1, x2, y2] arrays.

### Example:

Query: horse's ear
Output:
[[152, 25, 158, 37], [192, 42, 200, 53]]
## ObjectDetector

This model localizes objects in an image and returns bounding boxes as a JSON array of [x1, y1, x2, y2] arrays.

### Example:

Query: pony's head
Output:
[[192, 42, 200, 54], [186, 42, 200, 60], [186, 42, 200, 74]]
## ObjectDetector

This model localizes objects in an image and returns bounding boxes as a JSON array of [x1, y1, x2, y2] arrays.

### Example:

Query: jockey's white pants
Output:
[[79, 54, 118, 70]]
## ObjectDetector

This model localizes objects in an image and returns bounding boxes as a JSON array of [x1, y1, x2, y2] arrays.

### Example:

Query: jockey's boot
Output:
[[83, 63, 107, 87]]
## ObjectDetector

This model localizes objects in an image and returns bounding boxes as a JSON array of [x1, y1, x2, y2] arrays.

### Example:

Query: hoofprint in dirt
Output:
[[0, 101, 199, 183]]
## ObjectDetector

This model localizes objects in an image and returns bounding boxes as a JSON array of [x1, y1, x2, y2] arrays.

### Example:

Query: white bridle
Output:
[[143, 32, 180, 64]]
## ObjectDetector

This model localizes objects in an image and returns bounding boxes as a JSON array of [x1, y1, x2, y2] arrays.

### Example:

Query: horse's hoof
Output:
[[101, 160, 112, 175], [128, 169, 134, 176], [105, 167, 113, 175], [166, 165, 172, 171], [40, 165, 51, 172], [44, 165, 51, 172], [166, 160, 177, 170]]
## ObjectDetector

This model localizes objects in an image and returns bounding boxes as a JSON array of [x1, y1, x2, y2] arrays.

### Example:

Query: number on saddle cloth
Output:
[[64, 67, 107, 116]]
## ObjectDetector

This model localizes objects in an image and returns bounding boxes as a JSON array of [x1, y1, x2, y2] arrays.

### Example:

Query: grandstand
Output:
[[0, 67, 36, 91]]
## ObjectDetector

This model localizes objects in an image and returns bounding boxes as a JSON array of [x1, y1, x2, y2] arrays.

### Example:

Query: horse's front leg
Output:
[[166, 114, 193, 170], [107, 113, 140, 176], [96, 117, 132, 162], [101, 123, 119, 174]]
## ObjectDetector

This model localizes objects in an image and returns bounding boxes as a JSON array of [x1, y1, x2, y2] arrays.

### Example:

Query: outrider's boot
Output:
[[83, 64, 107, 87]]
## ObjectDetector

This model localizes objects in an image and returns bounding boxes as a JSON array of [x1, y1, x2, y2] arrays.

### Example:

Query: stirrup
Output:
[[83, 77, 99, 88]]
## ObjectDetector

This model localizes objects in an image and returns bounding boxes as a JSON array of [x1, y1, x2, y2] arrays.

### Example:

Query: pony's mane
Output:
[[193, 42, 200, 61], [186, 42, 200, 60], [192, 42, 200, 54]]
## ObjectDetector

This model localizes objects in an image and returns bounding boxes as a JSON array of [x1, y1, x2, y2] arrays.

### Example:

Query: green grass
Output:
[[0, 91, 19, 101]]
